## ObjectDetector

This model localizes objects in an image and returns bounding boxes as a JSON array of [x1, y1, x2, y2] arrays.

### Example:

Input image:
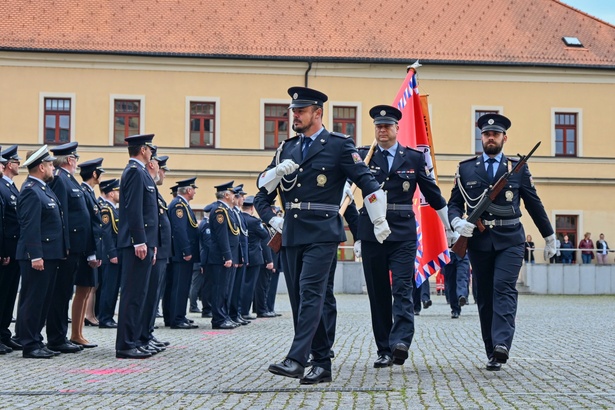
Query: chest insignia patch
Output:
[[317, 174, 327, 187], [402, 181, 410, 192], [505, 190, 514, 202]]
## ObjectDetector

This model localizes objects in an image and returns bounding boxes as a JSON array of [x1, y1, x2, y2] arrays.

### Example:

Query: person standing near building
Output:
[[356, 105, 455, 368], [596, 233, 610, 264], [448, 113, 556, 371], [560, 235, 574, 264], [578, 232, 594, 264], [168, 177, 200, 329], [254, 87, 391, 384], [115, 134, 159, 359], [47, 142, 95, 354], [524, 234, 535, 264], [96, 178, 121, 329], [16, 146, 69, 358], [0, 146, 22, 353]]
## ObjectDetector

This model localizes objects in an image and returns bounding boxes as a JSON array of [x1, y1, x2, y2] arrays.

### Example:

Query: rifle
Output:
[[451, 141, 541, 257]]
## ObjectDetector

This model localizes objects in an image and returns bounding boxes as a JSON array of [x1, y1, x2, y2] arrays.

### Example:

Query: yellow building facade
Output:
[[1, 51, 615, 256]]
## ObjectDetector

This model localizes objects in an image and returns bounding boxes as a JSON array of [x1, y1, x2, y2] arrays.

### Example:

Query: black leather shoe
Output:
[[201, 312, 212, 318], [171, 322, 195, 329], [116, 348, 151, 359], [458, 295, 467, 307], [4, 338, 23, 350], [70, 340, 98, 348], [0, 342, 12, 354], [149, 342, 165, 352], [99, 321, 118, 329], [268, 358, 304, 379], [189, 307, 202, 313], [84, 318, 98, 326], [23, 348, 54, 359], [486, 358, 501, 371], [138, 345, 158, 355], [414, 311, 420, 316], [451, 312, 460, 319], [300, 366, 332, 384], [422, 300, 432, 309], [186, 319, 195, 324], [493, 345, 509, 363], [273, 312, 282, 317], [42, 347, 61, 356], [242, 314, 257, 320], [47, 343, 82, 353], [212, 320, 237, 330], [257, 312, 276, 318], [152, 336, 170, 347], [392, 343, 409, 365], [234, 317, 250, 325], [69, 341, 84, 351], [373, 354, 393, 368]]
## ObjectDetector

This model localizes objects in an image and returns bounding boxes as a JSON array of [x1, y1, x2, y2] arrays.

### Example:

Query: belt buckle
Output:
[[290, 202, 301, 210], [484, 219, 495, 228]]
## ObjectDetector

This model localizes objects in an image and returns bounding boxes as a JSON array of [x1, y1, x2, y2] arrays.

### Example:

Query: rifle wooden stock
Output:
[[340, 139, 378, 214], [451, 141, 541, 257], [267, 231, 282, 253]]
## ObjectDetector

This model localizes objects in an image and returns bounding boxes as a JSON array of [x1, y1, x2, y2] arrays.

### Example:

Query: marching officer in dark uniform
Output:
[[16, 146, 69, 358], [115, 134, 160, 359], [254, 87, 391, 384], [47, 142, 95, 354], [197, 202, 215, 318], [239, 195, 272, 319], [97, 178, 121, 328], [207, 181, 241, 330], [448, 113, 556, 371], [0, 145, 21, 353], [168, 177, 200, 329], [356, 105, 455, 369]]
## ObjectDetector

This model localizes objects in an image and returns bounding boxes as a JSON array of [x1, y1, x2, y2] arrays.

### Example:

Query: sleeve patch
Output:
[[102, 214, 110, 224], [216, 214, 224, 224], [176, 208, 184, 218], [352, 152, 363, 164]]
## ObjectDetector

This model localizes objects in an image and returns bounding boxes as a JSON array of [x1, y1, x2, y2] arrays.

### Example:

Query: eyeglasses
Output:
[[8, 160, 20, 166], [69, 155, 80, 161]]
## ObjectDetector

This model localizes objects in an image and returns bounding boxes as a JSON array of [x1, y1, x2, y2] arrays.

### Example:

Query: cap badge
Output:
[[380, 110, 386, 116], [488, 119, 495, 125], [293, 93, 299, 99]]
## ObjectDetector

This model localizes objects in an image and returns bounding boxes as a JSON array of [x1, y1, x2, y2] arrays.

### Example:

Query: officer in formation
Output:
[[356, 105, 455, 369], [228, 185, 249, 325], [47, 142, 97, 354], [254, 87, 391, 384], [16, 146, 69, 358], [0, 146, 22, 353], [448, 113, 556, 371], [195, 203, 214, 317]]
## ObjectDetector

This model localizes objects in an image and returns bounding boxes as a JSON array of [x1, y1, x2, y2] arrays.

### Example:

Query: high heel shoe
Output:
[[84, 318, 99, 327]]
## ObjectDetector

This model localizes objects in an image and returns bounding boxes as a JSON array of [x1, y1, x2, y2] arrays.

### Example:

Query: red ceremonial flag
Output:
[[392, 67, 450, 287]]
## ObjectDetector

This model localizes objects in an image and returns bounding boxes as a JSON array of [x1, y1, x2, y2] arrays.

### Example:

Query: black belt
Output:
[[481, 218, 520, 228], [387, 203, 413, 211], [284, 202, 340, 212]]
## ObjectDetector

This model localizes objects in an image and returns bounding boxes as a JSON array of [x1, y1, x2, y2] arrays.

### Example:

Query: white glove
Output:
[[258, 159, 300, 194], [447, 230, 460, 247], [451, 217, 476, 238], [269, 216, 284, 234], [353, 240, 362, 258], [544, 234, 556, 259], [275, 159, 299, 176], [340, 181, 354, 206], [363, 189, 391, 243]]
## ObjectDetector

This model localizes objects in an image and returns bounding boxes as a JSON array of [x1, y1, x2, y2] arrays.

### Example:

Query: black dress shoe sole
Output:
[[70, 340, 98, 348], [486, 362, 502, 371], [300, 374, 332, 384], [116, 352, 151, 359], [47, 347, 81, 354], [374, 361, 393, 368], [493, 346, 509, 364], [392, 345, 409, 365]]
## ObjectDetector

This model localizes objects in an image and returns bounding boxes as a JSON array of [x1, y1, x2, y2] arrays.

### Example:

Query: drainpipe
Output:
[[304, 60, 313, 87]]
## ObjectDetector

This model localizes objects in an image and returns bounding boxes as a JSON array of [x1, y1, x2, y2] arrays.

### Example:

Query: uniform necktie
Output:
[[301, 136, 312, 161], [486, 158, 496, 182], [382, 150, 390, 174]]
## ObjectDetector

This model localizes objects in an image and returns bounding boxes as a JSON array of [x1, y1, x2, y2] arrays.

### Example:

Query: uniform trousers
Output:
[[170, 261, 193, 326], [46, 253, 80, 346], [362, 240, 416, 356], [229, 263, 246, 320], [17, 260, 60, 353], [161, 263, 173, 325], [142, 257, 166, 345], [443, 252, 470, 314], [189, 266, 204, 310], [314, 256, 337, 356], [115, 247, 154, 351], [199, 267, 212, 316], [284, 243, 337, 370], [254, 265, 271, 315], [468, 243, 524, 359], [412, 280, 431, 313], [0, 257, 21, 344], [240, 264, 262, 316], [97, 262, 121, 325], [267, 271, 280, 313], [208, 264, 234, 326]]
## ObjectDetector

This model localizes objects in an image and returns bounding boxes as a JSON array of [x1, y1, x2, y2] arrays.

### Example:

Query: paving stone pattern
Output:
[[1, 294, 614, 409]]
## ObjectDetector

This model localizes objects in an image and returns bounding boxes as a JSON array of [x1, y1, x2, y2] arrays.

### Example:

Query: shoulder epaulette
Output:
[[460, 155, 479, 164], [214, 208, 224, 213], [405, 146, 423, 154], [357, 145, 370, 151], [286, 135, 300, 142], [330, 131, 350, 139]]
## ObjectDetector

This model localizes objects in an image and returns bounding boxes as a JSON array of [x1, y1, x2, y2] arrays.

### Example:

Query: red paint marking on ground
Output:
[[85, 379, 104, 383], [58, 389, 80, 393], [70, 368, 149, 375], [201, 331, 225, 335]]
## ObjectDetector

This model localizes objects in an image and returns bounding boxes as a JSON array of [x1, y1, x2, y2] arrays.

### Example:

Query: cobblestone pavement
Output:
[[2, 294, 615, 409]]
